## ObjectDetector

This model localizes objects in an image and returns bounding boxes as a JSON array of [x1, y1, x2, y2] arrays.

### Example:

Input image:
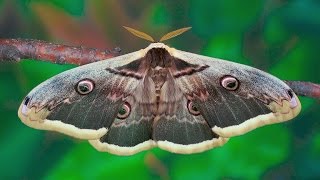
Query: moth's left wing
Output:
[[170, 49, 301, 138], [18, 51, 142, 140]]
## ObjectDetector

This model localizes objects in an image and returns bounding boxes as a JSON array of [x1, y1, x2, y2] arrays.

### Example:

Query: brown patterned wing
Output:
[[171, 50, 301, 138], [18, 52, 142, 140]]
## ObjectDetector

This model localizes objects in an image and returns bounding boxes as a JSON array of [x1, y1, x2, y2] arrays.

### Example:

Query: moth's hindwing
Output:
[[89, 81, 157, 155]]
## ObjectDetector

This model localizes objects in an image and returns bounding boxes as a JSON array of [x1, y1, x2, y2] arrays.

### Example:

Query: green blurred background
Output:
[[0, 0, 319, 179]]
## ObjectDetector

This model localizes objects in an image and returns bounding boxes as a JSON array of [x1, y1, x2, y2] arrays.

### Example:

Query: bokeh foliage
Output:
[[0, 0, 319, 179]]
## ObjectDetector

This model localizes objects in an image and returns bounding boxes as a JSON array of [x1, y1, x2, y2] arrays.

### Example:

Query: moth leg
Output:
[[285, 81, 320, 99], [0, 39, 120, 65]]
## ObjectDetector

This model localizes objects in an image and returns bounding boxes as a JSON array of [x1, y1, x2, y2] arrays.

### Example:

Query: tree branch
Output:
[[285, 81, 320, 99], [1, 39, 319, 101], [0, 39, 120, 65]]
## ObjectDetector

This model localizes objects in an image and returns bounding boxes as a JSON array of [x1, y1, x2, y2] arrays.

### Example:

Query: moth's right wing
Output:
[[170, 49, 301, 138]]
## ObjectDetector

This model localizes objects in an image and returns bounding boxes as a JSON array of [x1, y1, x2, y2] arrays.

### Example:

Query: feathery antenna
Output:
[[123, 26, 155, 42], [124, 26, 192, 42], [159, 27, 191, 42]]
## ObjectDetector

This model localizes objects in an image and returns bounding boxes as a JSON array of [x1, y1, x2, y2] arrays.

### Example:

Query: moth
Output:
[[12, 27, 314, 156]]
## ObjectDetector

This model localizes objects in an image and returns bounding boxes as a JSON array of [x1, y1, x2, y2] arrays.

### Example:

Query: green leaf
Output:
[[172, 125, 290, 179]]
